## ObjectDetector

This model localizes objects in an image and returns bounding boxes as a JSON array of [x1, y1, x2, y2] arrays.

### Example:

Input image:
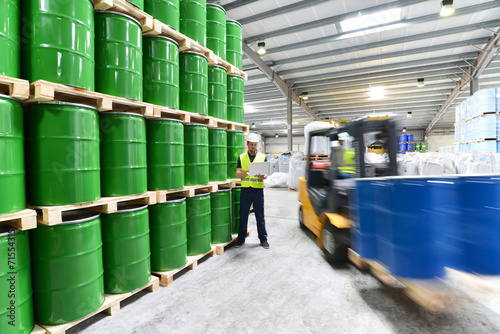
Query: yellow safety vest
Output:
[[240, 152, 266, 188], [338, 149, 355, 174]]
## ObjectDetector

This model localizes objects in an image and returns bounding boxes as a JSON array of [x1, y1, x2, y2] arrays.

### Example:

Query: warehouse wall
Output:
[[427, 135, 455, 152], [264, 136, 305, 154]]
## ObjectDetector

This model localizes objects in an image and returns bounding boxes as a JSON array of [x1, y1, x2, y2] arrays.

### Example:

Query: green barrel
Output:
[[100, 112, 147, 197], [143, 36, 179, 109], [0, 225, 34, 334], [30, 211, 105, 325], [25, 102, 100, 206], [414, 142, 420, 151], [421, 143, 428, 151], [227, 74, 245, 124], [0, 0, 20, 77], [179, 0, 206, 45], [0, 96, 25, 214], [206, 4, 226, 58], [184, 123, 209, 186], [210, 189, 232, 243], [227, 130, 245, 179], [147, 118, 185, 190], [21, 0, 95, 90], [226, 19, 242, 68], [145, 0, 180, 30], [95, 11, 143, 101], [180, 51, 208, 115], [186, 193, 211, 255], [208, 65, 227, 119], [209, 128, 227, 182], [127, 0, 144, 10], [102, 203, 151, 294], [149, 197, 187, 271], [231, 186, 241, 234]]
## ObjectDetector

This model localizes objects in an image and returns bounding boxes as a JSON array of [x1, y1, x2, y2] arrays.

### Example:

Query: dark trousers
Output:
[[238, 187, 267, 243]]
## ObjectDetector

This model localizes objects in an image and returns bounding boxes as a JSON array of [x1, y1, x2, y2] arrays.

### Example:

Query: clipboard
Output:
[[249, 162, 270, 176]]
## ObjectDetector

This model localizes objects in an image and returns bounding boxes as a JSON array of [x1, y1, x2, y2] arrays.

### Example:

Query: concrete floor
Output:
[[70, 188, 500, 334]]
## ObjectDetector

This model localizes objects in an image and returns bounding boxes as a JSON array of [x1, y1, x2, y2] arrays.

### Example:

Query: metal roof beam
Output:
[[426, 28, 500, 135], [242, 42, 319, 120], [239, 0, 330, 25], [214, 0, 259, 11]]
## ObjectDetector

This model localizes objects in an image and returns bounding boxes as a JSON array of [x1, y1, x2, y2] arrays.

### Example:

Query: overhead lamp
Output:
[[275, 134, 278, 138], [402, 127, 407, 133], [301, 92, 309, 101], [251, 122, 256, 128], [407, 111, 412, 118], [417, 78, 425, 88], [257, 42, 267, 56], [440, 0, 454, 17]]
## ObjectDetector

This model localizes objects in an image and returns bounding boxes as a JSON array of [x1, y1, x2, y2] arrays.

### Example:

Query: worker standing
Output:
[[338, 132, 356, 178], [235, 133, 269, 249]]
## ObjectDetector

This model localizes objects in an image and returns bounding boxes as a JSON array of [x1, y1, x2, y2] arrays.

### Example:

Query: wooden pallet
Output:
[[30, 192, 157, 225], [348, 249, 452, 313], [37, 276, 159, 334], [31, 325, 47, 334], [153, 105, 216, 125], [459, 138, 499, 144], [153, 246, 216, 286], [215, 119, 250, 132], [213, 230, 250, 255], [28, 80, 155, 117], [455, 111, 499, 125], [0, 209, 37, 231], [155, 184, 217, 203], [0, 75, 30, 100], [94, 0, 160, 34]]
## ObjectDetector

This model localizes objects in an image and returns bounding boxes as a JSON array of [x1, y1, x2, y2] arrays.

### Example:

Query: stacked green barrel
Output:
[[180, 0, 206, 45], [101, 203, 151, 294], [143, 36, 180, 109], [210, 189, 232, 243], [95, 11, 143, 101], [227, 75, 245, 123], [186, 193, 212, 255], [231, 187, 241, 234], [30, 211, 105, 325], [206, 4, 226, 58], [184, 124, 209, 186], [100, 112, 147, 197], [0, 0, 20, 77], [0, 95, 25, 215], [149, 197, 188, 271], [0, 225, 34, 334], [25, 102, 101, 206], [226, 20, 242, 69], [209, 128, 227, 182], [146, 0, 180, 30], [21, 0, 95, 90], [208, 65, 227, 119], [180, 51, 208, 115], [227, 130, 245, 179], [147, 118, 185, 190]]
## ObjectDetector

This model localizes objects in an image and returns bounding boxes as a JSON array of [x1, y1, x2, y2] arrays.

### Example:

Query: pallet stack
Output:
[[0, 0, 248, 333]]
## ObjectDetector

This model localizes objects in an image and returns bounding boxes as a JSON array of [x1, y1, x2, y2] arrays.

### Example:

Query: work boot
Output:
[[260, 241, 270, 249]]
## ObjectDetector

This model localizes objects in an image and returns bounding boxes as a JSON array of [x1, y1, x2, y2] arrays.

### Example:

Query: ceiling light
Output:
[[369, 86, 385, 100], [417, 78, 425, 88], [275, 134, 278, 138], [402, 127, 407, 133], [257, 42, 267, 56], [440, 0, 454, 17], [251, 123, 256, 128], [407, 111, 412, 118], [340, 8, 402, 32], [301, 92, 309, 101]]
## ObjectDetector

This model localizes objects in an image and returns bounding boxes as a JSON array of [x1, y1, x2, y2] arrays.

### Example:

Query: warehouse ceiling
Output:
[[210, 0, 500, 138]]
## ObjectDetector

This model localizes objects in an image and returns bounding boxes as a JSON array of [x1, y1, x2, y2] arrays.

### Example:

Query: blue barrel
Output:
[[398, 134, 407, 143], [406, 134, 414, 142], [398, 143, 406, 152], [351, 179, 378, 259], [385, 177, 445, 279], [406, 143, 414, 151], [446, 176, 500, 274]]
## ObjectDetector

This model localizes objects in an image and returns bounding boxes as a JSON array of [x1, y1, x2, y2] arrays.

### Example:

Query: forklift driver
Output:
[[337, 132, 355, 179]]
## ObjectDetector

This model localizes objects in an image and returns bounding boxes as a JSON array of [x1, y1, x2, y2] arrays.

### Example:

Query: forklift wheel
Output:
[[298, 206, 306, 229], [322, 222, 348, 264]]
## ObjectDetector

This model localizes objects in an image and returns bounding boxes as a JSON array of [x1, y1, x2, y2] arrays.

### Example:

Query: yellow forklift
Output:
[[298, 118, 398, 263]]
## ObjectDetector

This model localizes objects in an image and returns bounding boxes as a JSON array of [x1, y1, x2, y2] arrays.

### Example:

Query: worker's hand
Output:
[[255, 174, 267, 179]]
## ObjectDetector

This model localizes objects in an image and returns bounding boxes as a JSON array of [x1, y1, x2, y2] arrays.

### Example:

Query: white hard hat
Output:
[[338, 132, 350, 140], [247, 133, 259, 143]]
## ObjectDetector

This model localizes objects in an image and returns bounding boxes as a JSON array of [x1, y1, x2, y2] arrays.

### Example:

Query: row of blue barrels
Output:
[[0, 97, 245, 212], [351, 176, 500, 279], [0, 188, 241, 331], [0, 1, 245, 123], [398, 134, 414, 143]]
